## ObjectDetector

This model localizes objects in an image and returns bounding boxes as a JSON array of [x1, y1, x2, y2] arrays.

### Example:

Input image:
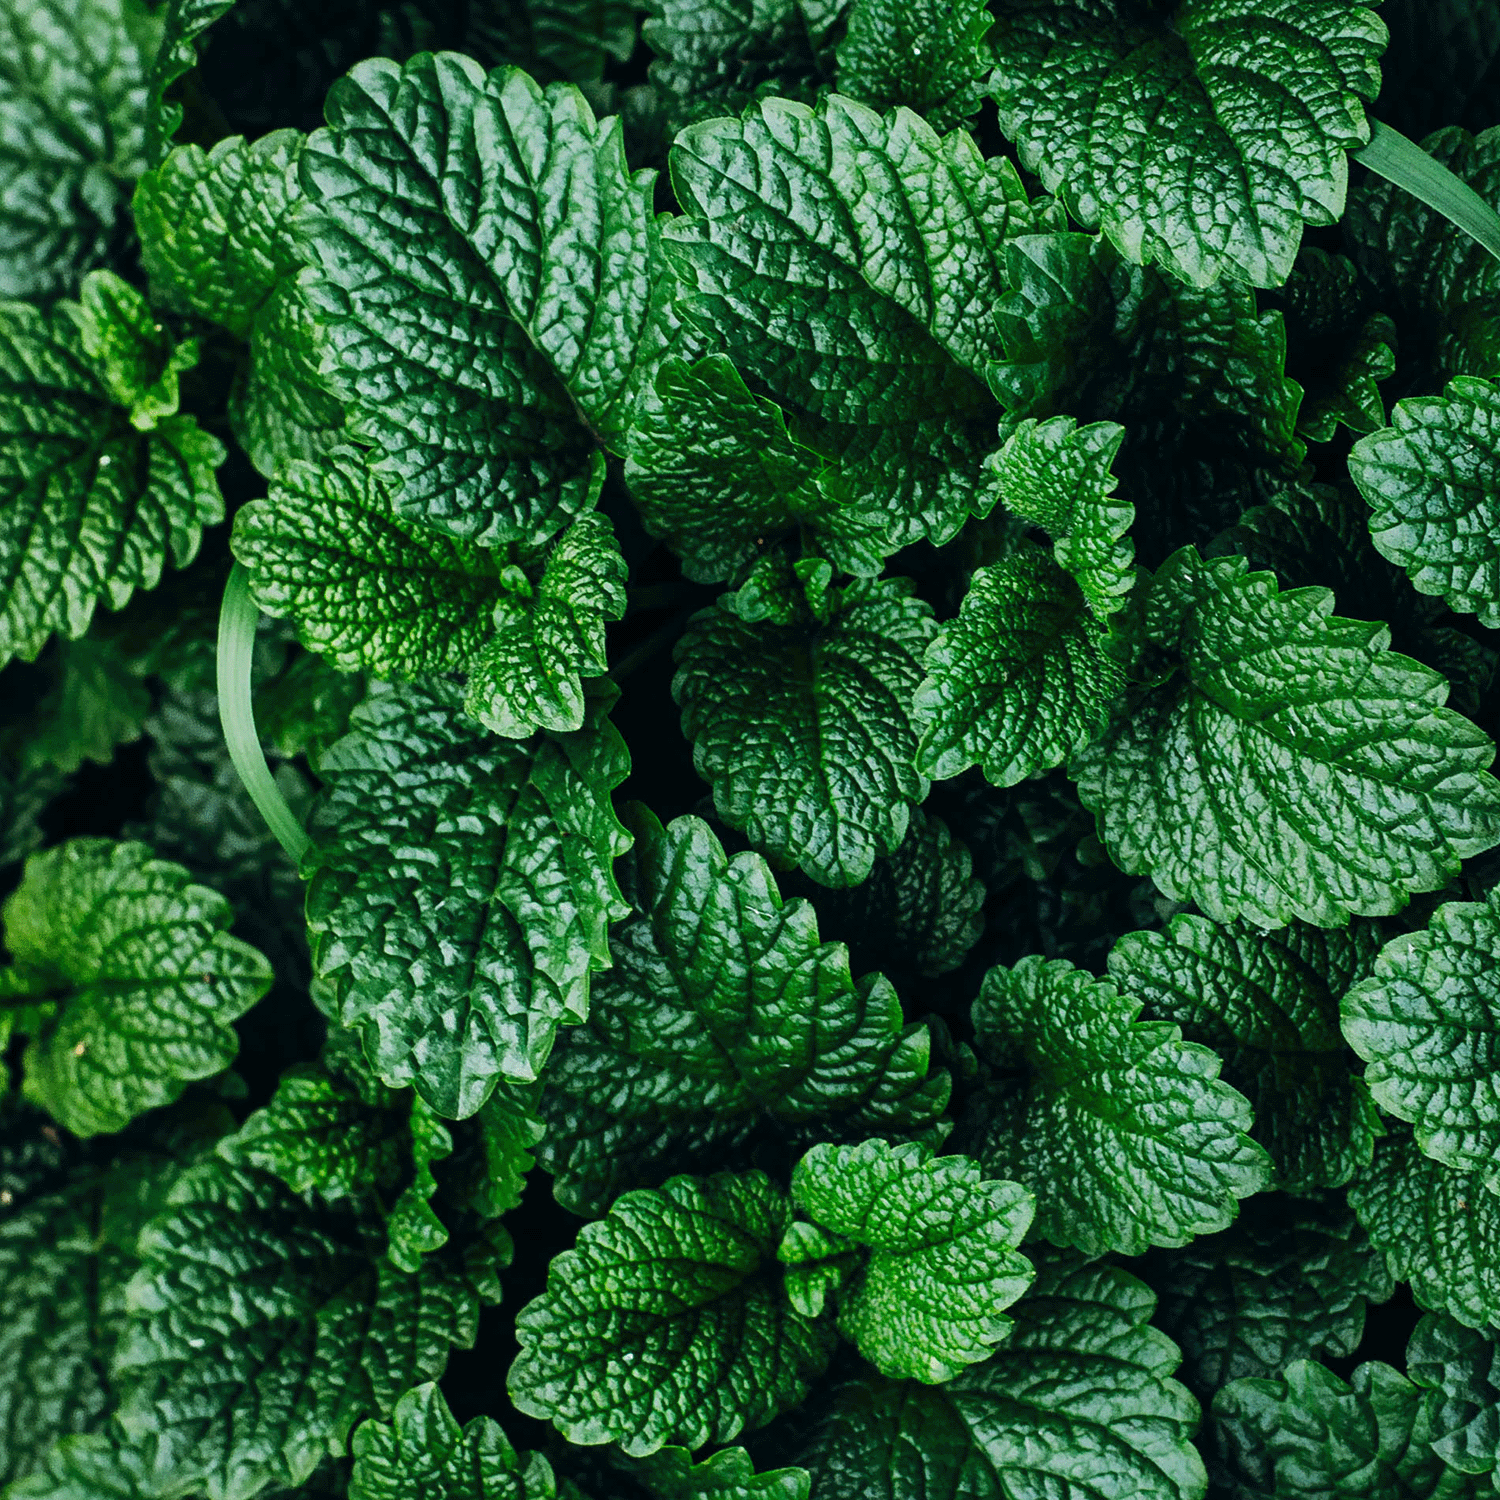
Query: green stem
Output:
[[1354, 120, 1500, 266], [217, 562, 311, 865]]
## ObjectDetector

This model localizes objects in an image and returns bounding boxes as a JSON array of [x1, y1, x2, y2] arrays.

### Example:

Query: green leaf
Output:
[[913, 541, 1124, 787], [798, 1256, 1206, 1500], [783, 1139, 1033, 1382], [468, 0, 641, 84], [305, 681, 631, 1117], [1407, 1314, 1500, 1477], [1214, 1359, 1461, 1500], [1138, 1195, 1393, 1404], [134, 130, 343, 475], [617, 1446, 810, 1500], [834, 0, 988, 132], [1342, 886, 1500, 1190], [663, 94, 1062, 559], [958, 954, 1270, 1257], [1107, 914, 1383, 1195], [1349, 376, 1500, 629], [113, 1159, 482, 1500], [144, 0, 235, 163], [1350, 1127, 1500, 1333], [509, 1170, 836, 1455], [1073, 547, 1500, 928], [535, 808, 948, 1214], [674, 576, 934, 887], [0, 0, 161, 299], [297, 55, 672, 546], [0, 300, 224, 670], [68, 271, 196, 431], [19, 634, 152, 776], [349, 1382, 555, 1500], [988, 0, 1385, 289], [0, 838, 273, 1137]]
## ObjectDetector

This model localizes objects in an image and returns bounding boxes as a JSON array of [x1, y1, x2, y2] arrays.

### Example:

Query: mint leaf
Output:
[[297, 55, 672, 546], [663, 95, 1061, 558], [834, 0, 989, 132], [1349, 376, 1500, 629], [675, 576, 934, 887], [0, 301, 224, 670], [305, 681, 631, 1117], [799, 1257, 1206, 1500], [0, 0, 161, 298], [1108, 914, 1384, 1194], [988, 0, 1385, 289], [959, 954, 1270, 1256], [784, 1139, 1033, 1382], [143, 0, 235, 163], [470, 0, 640, 84], [509, 1170, 836, 1455], [68, 271, 196, 431], [1073, 547, 1500, 928], [1407, 1314, 1500, 1477], [913, 541, 1124, 787], [618, 1446, 810, 1500], [349, 1382, 555, 1500], [0, 838, 272, 1137], [1350, 1128, 1500, 1333], [1342, 887, 1500, 1189], [535, 809, 948, 1214], [20, 635, 151, 776]]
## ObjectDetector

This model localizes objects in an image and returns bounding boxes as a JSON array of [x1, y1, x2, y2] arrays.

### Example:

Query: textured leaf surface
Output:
[[620, 1445, 810, 1500], [143, 0, 234, 163], [785, 1140, 1033, 1382], [675, 577, 933, 886], [0, 301, 223, 669], [20, 635, 151, 776], [1407, 1314, 1500, 1477], [510, 1171, 836, 1455], [1073, 548, 1500, 928], [834, 0, 989, 132], [0, 839, 272, 1136], [1349, 377, 1500, 629], [1108, 914, 1383, 1194], [913, 542, 1124, 787], [799, 1257, 1206, 1500], [1342, 888, 1500, 1189], [535, 809, 948, 1214], [69, 270, 196, 431], [305, 681, 630, 1117], [988, 0, 1385, 288], [297, 54, 671, 546], [959, 954, 1269, 1257]]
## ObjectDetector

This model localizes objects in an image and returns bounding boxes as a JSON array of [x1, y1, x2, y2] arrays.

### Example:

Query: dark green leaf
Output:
[[1407, 1315, 1500, 1478], [834, 0, 989, 132]]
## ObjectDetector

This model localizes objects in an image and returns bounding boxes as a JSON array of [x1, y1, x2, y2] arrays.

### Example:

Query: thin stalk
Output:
[[217, 562, 311, 865], [1355, 120, 1500, 266]]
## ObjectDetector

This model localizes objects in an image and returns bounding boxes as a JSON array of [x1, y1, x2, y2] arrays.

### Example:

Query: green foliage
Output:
[[834, 0, 989, 133]]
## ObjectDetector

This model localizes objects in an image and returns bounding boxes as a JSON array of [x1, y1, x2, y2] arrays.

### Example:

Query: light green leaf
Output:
[[0, 838, 273, 1137], [0, 300, 224, 670], [799, 1257, 1207, 1500], [509, 1170, 836, 1455], [1342, 886, 1500, 1189], [1073, 547, 1500, 928], [913, 541, 1124, 787], [834, 0, 989, 133], [1349, 376, 1500, 629], [305, 681, 631, 1117], [535, 808, 948, 1214], [68, 271, 196, 431], [1407, 1314, 1500, 1477], [297, 55, 673, 546], [959, 954, 1270, 1257], [675, 576, 934, 887], [618, 1445, 809, 1500], [784, 1139, 1033, 1382], [1108, 914, 1384, 1194], [988, 0, 1385, 288]]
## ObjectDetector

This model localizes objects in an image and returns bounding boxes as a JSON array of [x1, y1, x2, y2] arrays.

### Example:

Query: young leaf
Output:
[[1350, 1128, 1500, 1333], [297, 55, 673, 547], [349, 1382, 555, 1500], [0, 301, 224, 670], [535, 809, 948, 1214], [509, 1170, 836, 1455], [305, 681, 631, 1117], [0, 839, 273, 1137], [958, 954, 1270, 1257], [68, 271, 197, 431], [799, 1257, 1206, 1500], [1108, 914, 1384, 1194], [988, 0, 1385, 289], [784, 1140, 1034, 1383], [1073, 547, 1500, 928], [913, 541, 1124, 787], [675, 576, 934, 887], [1342, 887, 1500, 1189], [1407, 1314, 1500, 1477], [1348, 376, 1500, 628], [834, 0, 989, 133]]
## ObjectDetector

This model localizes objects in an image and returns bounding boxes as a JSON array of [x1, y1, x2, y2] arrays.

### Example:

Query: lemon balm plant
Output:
[[5, 0, 1500, 1497]]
